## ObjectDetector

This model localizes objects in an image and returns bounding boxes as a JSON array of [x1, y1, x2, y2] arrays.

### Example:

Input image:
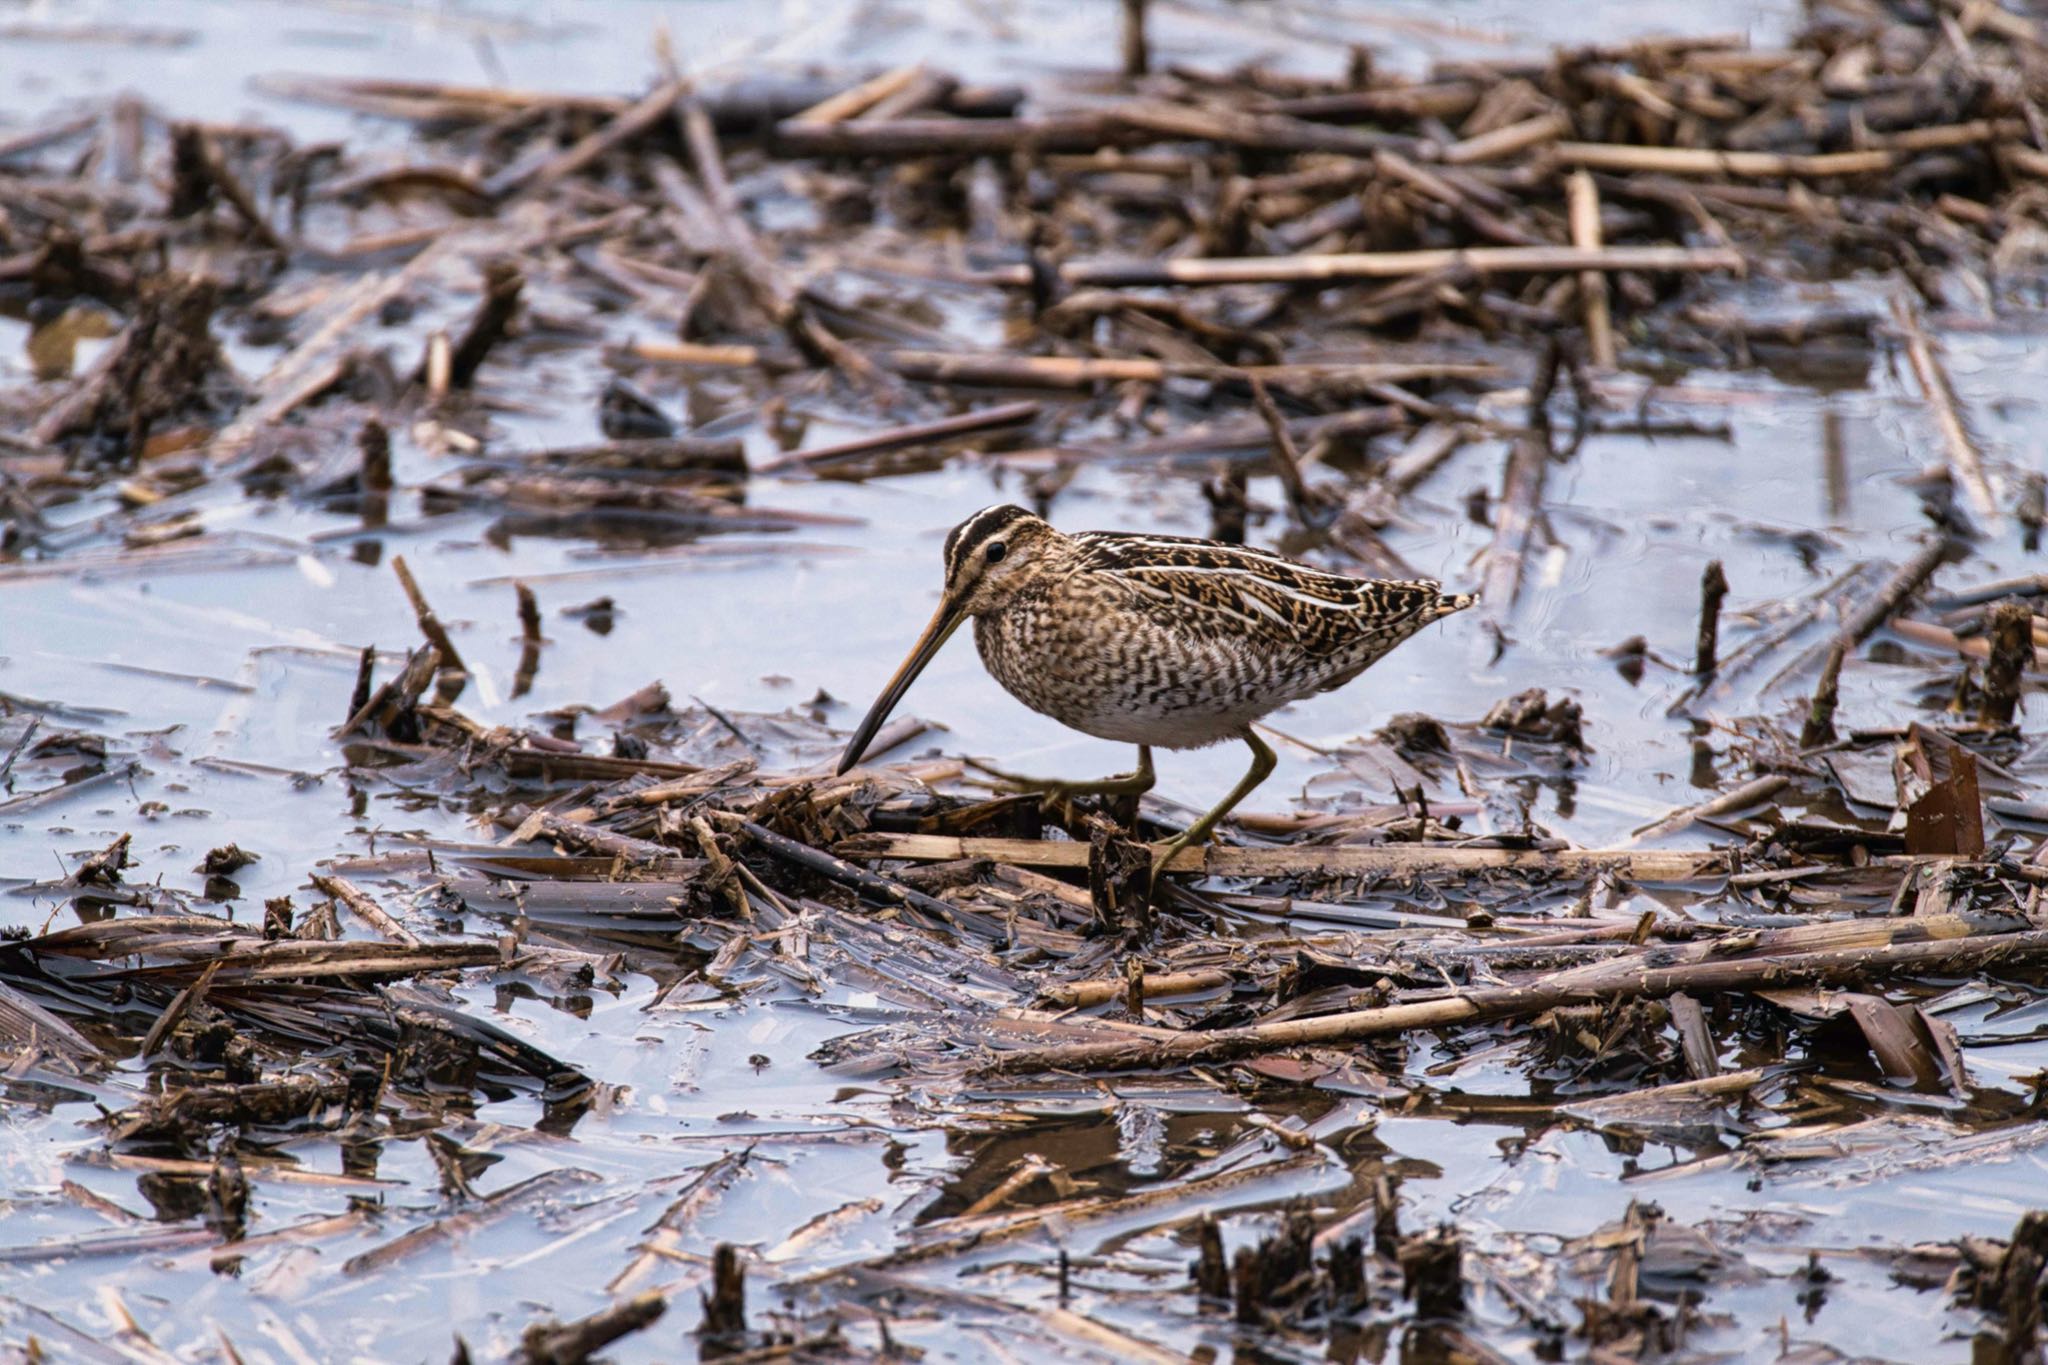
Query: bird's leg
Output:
[[973, 746, 1156, 806], [1148, 731, 1277, 890]]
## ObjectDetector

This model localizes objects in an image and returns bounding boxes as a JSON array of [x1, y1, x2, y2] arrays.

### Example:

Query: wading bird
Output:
[[838, 504, 1474, 885]]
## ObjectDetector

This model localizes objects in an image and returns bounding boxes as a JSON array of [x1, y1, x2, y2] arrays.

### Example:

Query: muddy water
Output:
[[4, 2, 2048, 1362]]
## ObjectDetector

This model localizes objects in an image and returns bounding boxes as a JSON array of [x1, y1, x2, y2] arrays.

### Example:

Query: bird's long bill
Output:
[[836, 595, 967, 774]]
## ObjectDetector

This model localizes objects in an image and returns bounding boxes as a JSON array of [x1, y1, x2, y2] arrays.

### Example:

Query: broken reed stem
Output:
[[389, 555, 468, 679], [512, 582, 543, 700], [1550, 132, 2044, 177], [723, 815, 992, 934], [494, 76, 685, 199], [753, 400, 1039, 473], [1443, 110, 1570, 166], [1039, 243, 1743, 289], [423, 331, 452, 400], [170, 122, 286, 251], [868, 351, 1497, 393], [698, 1243, 746, 1340], [1800, 641, 1846, 748], [1566, 170, 1616, 367], [788, 66, 923, 125], [517, 1292, 666, 1365], [978, 926, 2048, 1075], [1040, 968, 1233, 1010], [516, 583, 542, 643], [1122, 0, 1149, 78], [1982, 599, 2035, 727], [836, 832, 1733, 880], [336, 644, 439, 736], [1630, 772, 1789, 844], [309, 873, 421, 947], [500, 804, 694, 866], [0, 716, 39, 790], [1695, 559, 1729, 676], [1838, 537, 1952, 651], [1477, 433, 1550, 619], [960, 1156, 1057, 1219], [444, 261, 523, 389], [346, 647, 375, 722], [358, 419, 392, 493], [1892, 295, 2001, 529], [1248, 376, 1317, 528]]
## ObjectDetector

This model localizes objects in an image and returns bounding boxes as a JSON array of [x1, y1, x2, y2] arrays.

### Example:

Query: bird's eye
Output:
[[985, 541, 1007, 563]]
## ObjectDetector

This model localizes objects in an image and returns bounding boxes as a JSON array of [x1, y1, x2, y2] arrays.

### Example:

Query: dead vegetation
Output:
[[0, 0, 2046, 1359]]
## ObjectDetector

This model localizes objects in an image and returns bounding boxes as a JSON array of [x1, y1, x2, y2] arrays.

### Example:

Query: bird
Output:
[[837, 504, 1475, 886]]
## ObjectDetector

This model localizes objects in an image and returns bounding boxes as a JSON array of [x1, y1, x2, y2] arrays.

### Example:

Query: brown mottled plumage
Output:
[[839, 504, 1475, 883]]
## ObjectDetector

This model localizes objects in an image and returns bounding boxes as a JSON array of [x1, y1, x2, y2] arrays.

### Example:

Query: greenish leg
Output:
[[974, 745, 1156, 804], [1148, 731, 1277, 890]]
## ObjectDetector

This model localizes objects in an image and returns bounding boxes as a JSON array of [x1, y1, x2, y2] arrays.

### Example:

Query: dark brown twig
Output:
[[389, 556, 468, 682], [1121, 0, 1149, 77], [518, 1293, 666, 1365], [1694, 560, 1729, 676], [1800, 642, 1846, 748]]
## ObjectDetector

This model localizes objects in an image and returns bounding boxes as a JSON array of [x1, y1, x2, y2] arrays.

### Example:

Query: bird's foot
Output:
[[1144, 833, 1201, 897]]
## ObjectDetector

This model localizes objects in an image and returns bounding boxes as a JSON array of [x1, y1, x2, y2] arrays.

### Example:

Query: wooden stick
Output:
[[1047, 244, 1743, 289], [1539, 913, 2010, 989], [336, 645, 439, 737], [489, 78, 684, 199], [874, 351, 1499, 392], [439, 260, 521, 389], [309, 873, 421, 947], [1694, 559, 1729, 675], [1265, 84, 1480, 124], [1892, 617, 2048, 668], [754, 401, 1039, 473], [518, 1293, 667, 1365], [773, 106, 1413, 160], [721, 816, 1001, 937], [1835, 537, 1954, 650], [977, 927, 2048, 1075], [661, 116, 884, 389], [1566, 170, 1617, 367], [1799, 641, 1846, 748], [1248, 377, 1318, 527], [618, 339, 795, 370], [213, 235, 457, 458], [1628, 773, 1789, 845], [1039, 969, 1233, 1010], [1121, 0, 1148, 77], [1555, 142, 1895, 177], [1892, 296, 2001, 529], [1478, 431, 1548, 621], [1443, 111, 1571, 166], [389, 556, 468, 679], [1108, 100, 1405, 157], [772, 111, 1151, 159], [860, 69, 958, 122], [787, 66, 924, 125], [834, 832, 1734, 880], [177, 124, 287, 252]]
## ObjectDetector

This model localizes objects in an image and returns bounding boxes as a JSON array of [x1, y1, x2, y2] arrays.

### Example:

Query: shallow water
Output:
[[3, 1, 2047, 1362]]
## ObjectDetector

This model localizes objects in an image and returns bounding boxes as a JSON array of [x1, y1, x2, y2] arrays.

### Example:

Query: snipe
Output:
[[838, 505, 1474, 884]]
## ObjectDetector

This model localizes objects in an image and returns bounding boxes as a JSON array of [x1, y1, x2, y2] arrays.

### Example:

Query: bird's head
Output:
[[836, 504, 1057, 774], [937, 503, 1059, 617]]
